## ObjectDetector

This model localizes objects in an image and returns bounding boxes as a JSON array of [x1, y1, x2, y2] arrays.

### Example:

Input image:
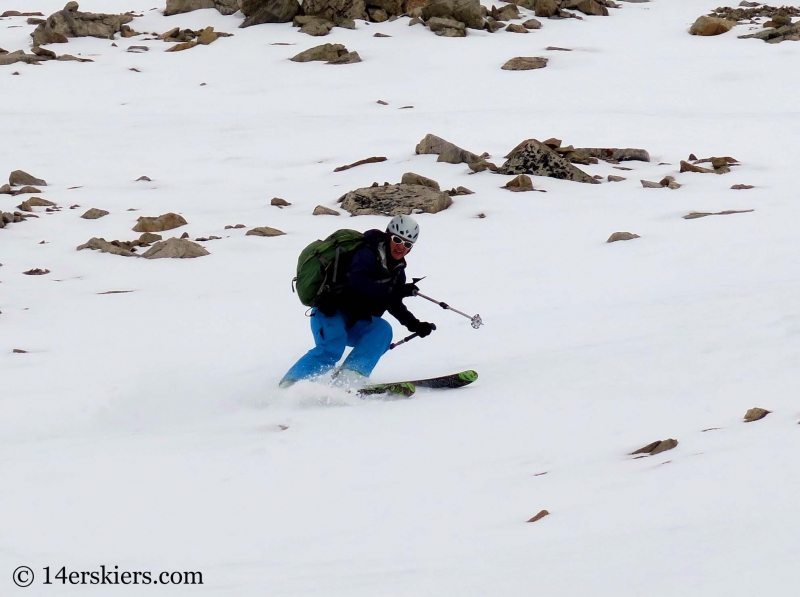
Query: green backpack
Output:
[[292, 229, 365, 307]]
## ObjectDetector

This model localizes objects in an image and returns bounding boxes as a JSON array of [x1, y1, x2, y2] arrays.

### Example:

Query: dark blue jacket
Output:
[[334, 229, 418, 330]]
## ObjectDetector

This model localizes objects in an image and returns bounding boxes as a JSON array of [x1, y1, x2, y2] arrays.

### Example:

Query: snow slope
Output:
[[2, 0, 800, 594]]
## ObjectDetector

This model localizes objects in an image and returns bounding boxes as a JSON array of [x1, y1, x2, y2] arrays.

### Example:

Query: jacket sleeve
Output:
[[348, 246, 393, 302], [386, 269, 419, 330]]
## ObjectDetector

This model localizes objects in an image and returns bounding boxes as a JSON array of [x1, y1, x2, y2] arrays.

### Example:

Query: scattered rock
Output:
[[401, 172, 440, 190], [225, 224, 246, 229], [501, 56, 548, 70], [506, 23, 528, 33], [607, 231, 640, 242], [132, 212, 187, 233], [9, 170, 46, 186], [546, 46, 571, 51], [731, 184, 754, 190], [526, 509, 550, 523], [195, 236, 221, 241], [271, 198, 291, 207], [127, 45, 148, 52], [660, 175, 681, 189], [333, 156, 387, 172], [77, 237, 139, 257], [607, 175, 626, 182], [14, 186, 43, 194], [246, 226, 286, 237], [32, 2, 134, 46], [428, 17, 467, 36], [291, 43, 352, 63], [523, 18, 543, 29], [447, 186, 474, 196], [502, 174, 536, 192], [180, 232, 190, 239], [744, 407, 770, 422], [12, 348, 29, 354], [327, 51, 362, 64], [374, 32, 391, 37], [377, 99, 389, 105], [142, 237, 210, 259], [498, 139, 598, 184], [574, 147, 650, 162], [23, 268, 51, 275], [683, 209, 754, 219], [138, 232, 162, 243], [165, 0, 240, 17], [240, 0, 300, 27], [689, 15, 735, 36], [81, 208, 109, 219], [136, 175, 151, 181], [680, 160, 716, 174], [313, 205, 340, 215], [0, 184, 11, 194], [631, 438, 678, 456], [640, 179, 664, 189], [422, 0, 485, 30], [415, 133, 493, 170], [339, 184, 453, 216], [27, 197, 56, 207]]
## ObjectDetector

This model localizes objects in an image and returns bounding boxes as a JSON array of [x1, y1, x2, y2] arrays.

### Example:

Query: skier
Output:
[[279, 215, 435, 388]]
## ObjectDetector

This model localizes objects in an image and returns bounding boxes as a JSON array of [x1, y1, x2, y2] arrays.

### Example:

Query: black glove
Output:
[[410, 321, 435, 338], [396, 283, 419, 298]]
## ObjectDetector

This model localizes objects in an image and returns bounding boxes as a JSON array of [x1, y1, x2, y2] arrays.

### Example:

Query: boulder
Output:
[[501, 56, 548, 70], [327, 51, 362, 64], [422, 0, 484, 29], [415, 133, 489, 169], [498, 139, 599, 184], [631, 439, 678, 456], [26, 197, 56, 207], [313, 205, 341, 215], [139, 232, 162, 243], [9, 170, 47, 186], [573, 147, 650, 162], [132, 212, 187, 233], [523, 18, 542, 29], [290, 43, 349, 62], [77, 237, 138, 257], [81, 208, 109, 219], [0, 51, 42, 66], [339, 184, 452, 216], [506, 23, 528, 33], [240, 0, 301, 27], [502, 174, 535, 191], [300, 19, 334, 35], [0, 184, 11, 194], [534, 0, 559, 17], [607, 232, 640, 242], [302, 0, 367, 23], [401, 172, 440, 190], [427, 16, 466, 35], [31, 2, 134, 46], [271, 197, 292, 207], [562, 0, 608, 16], [246, 226, 286, 236], [165, 0, 240, 16], [744, 407, 770, 422], [142, 238, 210, 259], [689, 15, 735, 36]]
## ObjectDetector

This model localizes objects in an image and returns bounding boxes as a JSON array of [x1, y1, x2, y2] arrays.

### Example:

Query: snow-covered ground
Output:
[[2, 0, 800, 594]]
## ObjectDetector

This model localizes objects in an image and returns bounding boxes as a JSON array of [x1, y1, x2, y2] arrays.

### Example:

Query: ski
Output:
[[402, 369, 478, 389], [357, 382, 416, 398]]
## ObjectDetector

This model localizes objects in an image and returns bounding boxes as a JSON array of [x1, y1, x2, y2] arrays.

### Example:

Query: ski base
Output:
[[357, 382, 416, 398], [400, 370, 478, 390]]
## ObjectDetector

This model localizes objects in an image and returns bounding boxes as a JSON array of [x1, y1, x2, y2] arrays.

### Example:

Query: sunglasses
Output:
[[391, 235, 414, 249]]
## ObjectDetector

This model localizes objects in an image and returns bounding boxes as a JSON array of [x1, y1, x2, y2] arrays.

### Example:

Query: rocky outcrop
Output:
[[240, 0, 301, 27], [132, 213, 187, 233], [498, 139, 599, 183], [142, 238, 210, 259], [165, 0, 240, 16], [31, 2, 134, 46], [339, 184, 452, 216]]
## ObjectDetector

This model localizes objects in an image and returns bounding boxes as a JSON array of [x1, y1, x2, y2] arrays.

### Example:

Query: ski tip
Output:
[[459, 370, 479, 383]]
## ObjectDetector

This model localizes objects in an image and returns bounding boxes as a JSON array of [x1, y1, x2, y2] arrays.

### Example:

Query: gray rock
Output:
[[246, 226, 286, 236], [142, 238, 210, 259], [302, 0, 367, 23], [401, 172, 440, 190], [81, 208, 109, 219], [0, 184, 11, 194], [607, 231, 640, 242], [31, 2, 134, 46], [640, 180, 663, 188], [290, 43, 349, 62], [9, 170, 47, 186], [415, 133, 490, 169], [607, 175, 626, 182], [523, 18, 542, 29], [631, 438, 678, 456], [313, 205, 341, 215], [139, 232, 162, 243], [501, 56, 548, 70], [240, 0, 301, 27], [165, 0, 240, 17], [340, 184, 453, 216], [132, 212, 187, 233], [498, 139, 598, 184]]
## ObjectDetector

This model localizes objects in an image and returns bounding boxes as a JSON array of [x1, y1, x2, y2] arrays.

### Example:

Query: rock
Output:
[[731, 184, 754, 190], [271, 197, 292, 207], [302, 0, 367, 23], [327, 51, 362, 64], [526, 509, 550, 523], [368, 7, 389, 21], [300, 20, 334, 35], [313, 205, 341, 215], [534, 0, 559, 17], [523, 18, 542, 29], [180, 232, 190, 239], [9, 170, 46, 186], [573, 148, 649, 163], [165, 0, 240, 16], [240, 0, 301, 27], [447, 186, 474, 196], [334, 156, 387, 172], [607, 231, 640, 242], [139, 232, 162, 243], [31, 3, 134, 46], [401, 172, 440, 190], [631, 439, 678, 456], [501, 56, 548, 70], [659, 176, 681, 189], [196, 27, 220, 45], [422, 0, 485, 29], [77, 237, 138, 257], [127, 45, 149, 53], [23, 268, 51, 275], [415, 133, 490, 169], [744, 407, 770, 422], [166, 41, 198, 52], [640, 179, 662, 188], [680, 160, 716, 174], [0, 52, 42, 66], [132, 212, 188, 233], [683, 209, 754, 219], [563, 0, 608, 16], [136, 175, 151, 181], [689, 16, 735, 36], [14, 186, 42, 194], [81, 208, 109, 219], [502, 174, 535, 191], [506, 23, 528, 33], [607, 175, 626, 182], [339, 184, 453, 216], [498, 139, 598, 183], [142, 238, 210, 259], [31, 46, 57, 59], [491, 3, 519, 20], [0, 184, 11, 194], [246, 226, 286, 237], [290, 43, 349, 62], [428, 17, 467, 36], [26, 197, 55, 207]]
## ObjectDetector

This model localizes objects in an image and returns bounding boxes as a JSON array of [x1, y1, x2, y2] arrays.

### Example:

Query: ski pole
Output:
[[414, 292, 484, 329], [389, 323, 437, 350]]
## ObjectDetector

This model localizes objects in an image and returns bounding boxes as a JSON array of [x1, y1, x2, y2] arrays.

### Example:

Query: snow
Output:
[[2, 0, 800, 594]]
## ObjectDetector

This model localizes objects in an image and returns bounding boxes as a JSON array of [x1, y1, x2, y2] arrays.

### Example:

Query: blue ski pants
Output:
[[280, 309, 393, 385]]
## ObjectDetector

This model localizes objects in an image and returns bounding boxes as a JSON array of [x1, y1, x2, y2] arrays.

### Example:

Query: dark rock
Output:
[[240, 0, 301, 27], [498, 139, 598, 183]]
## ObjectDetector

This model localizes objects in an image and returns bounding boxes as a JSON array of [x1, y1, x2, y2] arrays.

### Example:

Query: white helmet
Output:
[[387, 215, 420, 244]]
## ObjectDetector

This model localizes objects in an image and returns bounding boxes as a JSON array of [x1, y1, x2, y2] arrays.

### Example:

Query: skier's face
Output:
[[389, 235, 412, 260]]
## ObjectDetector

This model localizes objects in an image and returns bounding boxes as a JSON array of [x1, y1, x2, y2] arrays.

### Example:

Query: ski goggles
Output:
[[390, 235, 414, 249]]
